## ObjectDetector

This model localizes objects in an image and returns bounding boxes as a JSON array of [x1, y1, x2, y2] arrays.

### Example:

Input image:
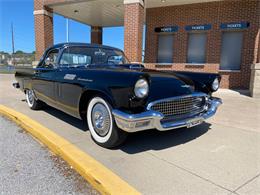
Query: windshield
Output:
[[59, 46, 129, 67]]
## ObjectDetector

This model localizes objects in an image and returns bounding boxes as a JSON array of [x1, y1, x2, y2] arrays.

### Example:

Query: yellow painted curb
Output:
[[0, 105, 140, 195]]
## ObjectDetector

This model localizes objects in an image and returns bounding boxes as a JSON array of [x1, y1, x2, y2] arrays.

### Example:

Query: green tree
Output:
[[15, 50, 24, 54]]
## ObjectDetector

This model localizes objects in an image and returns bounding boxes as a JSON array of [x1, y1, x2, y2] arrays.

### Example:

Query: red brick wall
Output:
[[34, 0, 45, 10], [145, 0, 260, 89], [144, 63, 219, 73], [124, 3, 144, 62], [91, 26, 102, 44], [34, 0, 53, 60]]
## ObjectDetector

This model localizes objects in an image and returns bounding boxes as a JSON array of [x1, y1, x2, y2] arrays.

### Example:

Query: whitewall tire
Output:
[[87, 96, 127, 148], [26, 89, 43, 110]]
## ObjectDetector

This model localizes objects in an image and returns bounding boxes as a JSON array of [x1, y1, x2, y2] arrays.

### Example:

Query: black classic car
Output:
[[14, 43, 222, 148]]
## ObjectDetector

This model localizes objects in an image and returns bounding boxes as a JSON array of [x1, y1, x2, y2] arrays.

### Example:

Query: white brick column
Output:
[[250, 63, 260, 98]]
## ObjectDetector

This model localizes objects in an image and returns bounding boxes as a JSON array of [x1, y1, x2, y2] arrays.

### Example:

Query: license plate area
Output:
[[186, 118, 203, 128]]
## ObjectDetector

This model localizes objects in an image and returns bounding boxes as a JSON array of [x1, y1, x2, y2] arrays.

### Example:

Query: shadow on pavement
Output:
[[232, 89, 250, 97], [43, 106, 88, 132], [118, 123, 211, 154], [40, 105, 210, 153]]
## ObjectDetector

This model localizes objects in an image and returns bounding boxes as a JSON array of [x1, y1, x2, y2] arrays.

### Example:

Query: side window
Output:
[[42, 49, 59, 68], [60, 47, 91, 66], [108, 55, 124, 64]]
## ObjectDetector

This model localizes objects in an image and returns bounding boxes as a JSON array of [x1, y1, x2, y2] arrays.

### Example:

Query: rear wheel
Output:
[[87, 96, 127, 148], [26, 89, 43, 110]]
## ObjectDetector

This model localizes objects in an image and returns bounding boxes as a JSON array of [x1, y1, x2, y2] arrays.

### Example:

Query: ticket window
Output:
[[220, 31, 243, 70], [157, 34, 174, 63], [187, 33, 207, 64]]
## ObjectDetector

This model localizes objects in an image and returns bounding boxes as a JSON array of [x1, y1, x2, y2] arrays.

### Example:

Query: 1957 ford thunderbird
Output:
[[14, 43, 222, 148]]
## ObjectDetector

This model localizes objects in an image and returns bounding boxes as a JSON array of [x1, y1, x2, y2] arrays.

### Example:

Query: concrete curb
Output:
[[0, 105, 140, 195]]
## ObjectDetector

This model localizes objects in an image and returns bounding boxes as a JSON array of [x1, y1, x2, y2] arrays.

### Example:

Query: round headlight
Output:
[[212, 78, 219, 91], [134, 79, 149, 98]]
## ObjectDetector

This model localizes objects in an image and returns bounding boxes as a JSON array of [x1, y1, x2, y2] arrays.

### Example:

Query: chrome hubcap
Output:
[[27, 90, 34, 105], [91, 103, 111, 137]]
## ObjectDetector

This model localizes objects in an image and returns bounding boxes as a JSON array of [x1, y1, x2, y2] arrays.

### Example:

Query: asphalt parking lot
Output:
[[0, 116, 98, 195], [0, 74, 259, 195]]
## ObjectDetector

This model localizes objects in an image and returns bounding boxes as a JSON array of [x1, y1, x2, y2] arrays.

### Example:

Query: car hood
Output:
[[87, 64, 196, 100], [140, 68, 195, 101], [80, 64, 197, 101]]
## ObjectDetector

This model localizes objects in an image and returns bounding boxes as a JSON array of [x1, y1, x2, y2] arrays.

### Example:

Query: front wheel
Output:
[[26, 89, 43, 110], [87, 96, 127, 148]]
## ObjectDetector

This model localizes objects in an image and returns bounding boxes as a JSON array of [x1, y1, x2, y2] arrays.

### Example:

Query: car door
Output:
[[33, 48, 59, 107], [54, 46, 91, 118]]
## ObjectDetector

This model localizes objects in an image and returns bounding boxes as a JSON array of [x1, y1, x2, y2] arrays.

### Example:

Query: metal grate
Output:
[[148, 96, 206, 121]]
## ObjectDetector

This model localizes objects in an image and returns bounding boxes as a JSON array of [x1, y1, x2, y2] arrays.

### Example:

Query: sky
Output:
[[0, 0, 125, 53]]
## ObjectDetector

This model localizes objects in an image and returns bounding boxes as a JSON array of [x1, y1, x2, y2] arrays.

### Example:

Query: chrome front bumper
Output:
[[112, 97, 222, 133]]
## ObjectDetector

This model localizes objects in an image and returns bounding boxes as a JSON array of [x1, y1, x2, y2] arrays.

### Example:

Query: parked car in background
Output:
[[14, 43, 222, 148]]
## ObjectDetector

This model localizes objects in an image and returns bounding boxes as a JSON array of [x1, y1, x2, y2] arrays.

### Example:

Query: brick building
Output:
[[34, 0, 260, 89]]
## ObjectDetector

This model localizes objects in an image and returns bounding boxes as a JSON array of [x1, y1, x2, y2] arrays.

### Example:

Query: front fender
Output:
[[81, 87, 116, 107], [174, 71, 221, 94], [78, 76, 147, 112]]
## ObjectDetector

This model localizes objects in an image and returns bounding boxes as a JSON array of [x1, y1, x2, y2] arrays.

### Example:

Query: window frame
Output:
[[156, 33, 174, 64], [219, 30, 244, 71], [186, 32, 208, 65], [58, 46, 129, 66], [38, 48, 60, 69], [59, 46, 93, 67], [107, 55, 127, 65]]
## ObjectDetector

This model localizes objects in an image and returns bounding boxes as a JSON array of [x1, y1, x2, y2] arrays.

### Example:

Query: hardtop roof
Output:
[[50, 42, 122, 52]]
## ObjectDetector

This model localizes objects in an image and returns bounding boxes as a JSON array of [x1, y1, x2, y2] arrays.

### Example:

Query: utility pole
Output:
[[11, 23, 15, 54], [11, 23, 15, 66], [66, 18, 70, 42]]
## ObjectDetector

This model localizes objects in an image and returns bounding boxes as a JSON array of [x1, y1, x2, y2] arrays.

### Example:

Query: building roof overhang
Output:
[[46, 0, 221, 27]]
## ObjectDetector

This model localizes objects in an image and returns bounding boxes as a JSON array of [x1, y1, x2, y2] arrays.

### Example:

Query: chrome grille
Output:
[[148, 95, 206, 121]]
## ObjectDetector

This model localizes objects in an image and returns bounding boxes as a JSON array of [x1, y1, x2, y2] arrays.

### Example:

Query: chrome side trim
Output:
[[112, 97, 222, 133]]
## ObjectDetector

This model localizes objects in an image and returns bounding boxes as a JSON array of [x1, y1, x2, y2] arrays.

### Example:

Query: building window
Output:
[[157, 34, 174, 63], [220, 31, 243, 70], [187, 33, 207, 64]]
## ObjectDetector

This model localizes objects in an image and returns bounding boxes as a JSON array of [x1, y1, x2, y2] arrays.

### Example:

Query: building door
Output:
[[157, 34, 174, 63], [220, 31, 243, 70]]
